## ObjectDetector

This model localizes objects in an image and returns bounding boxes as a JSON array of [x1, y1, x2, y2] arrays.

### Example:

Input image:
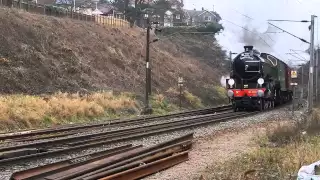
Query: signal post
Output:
[[291, 70, 298, 116]]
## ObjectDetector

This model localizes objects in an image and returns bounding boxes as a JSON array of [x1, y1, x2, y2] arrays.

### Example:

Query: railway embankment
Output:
[[0, 104, 301, 179], [0, 7, 228, 132], [193, 104, 316, 180], [143, 103, 309, 180]]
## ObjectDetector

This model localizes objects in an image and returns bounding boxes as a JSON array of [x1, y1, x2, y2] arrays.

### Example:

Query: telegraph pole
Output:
[[229, 51, 232, 70], [144, 17, 152, 114], [308, 15, 316, 112], [316, 46, 319, 102], [302, 66, 304, 99]]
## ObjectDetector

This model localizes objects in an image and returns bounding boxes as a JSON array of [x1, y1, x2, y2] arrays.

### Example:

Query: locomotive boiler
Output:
[[226, 45, 292, 111]]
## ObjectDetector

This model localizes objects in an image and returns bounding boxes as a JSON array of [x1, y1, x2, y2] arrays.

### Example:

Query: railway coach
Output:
[[226, 45, 293, 112]]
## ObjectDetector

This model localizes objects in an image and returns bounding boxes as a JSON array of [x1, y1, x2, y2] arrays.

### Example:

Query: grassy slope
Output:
[[202, 109, 320, 180], [0, 7, 229, 132], [0, 7, 228, 104]]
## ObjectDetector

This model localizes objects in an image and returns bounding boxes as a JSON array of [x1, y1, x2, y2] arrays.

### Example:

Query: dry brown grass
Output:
[[0, 91, 138, 132], [200, 109, 320, 180], [0, 7, 227, 109]]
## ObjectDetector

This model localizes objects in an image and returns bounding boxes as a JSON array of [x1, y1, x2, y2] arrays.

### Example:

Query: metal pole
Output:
[[147, 18, 152, 96], [229, 51, 232, 71], [179, 85, 182, 110], [292, 86, 296, 116], [316, 47, 319, 102], [301, 67, 304, 99], [144, 17, 152, 114], [308, 15, 316, 112]]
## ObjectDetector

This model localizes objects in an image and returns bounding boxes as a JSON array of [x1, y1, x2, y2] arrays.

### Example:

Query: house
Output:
[[162, 9, 185, 27], [184, 6, 221, 26]]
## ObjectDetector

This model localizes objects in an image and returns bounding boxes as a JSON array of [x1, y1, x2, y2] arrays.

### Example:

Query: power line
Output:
[[290, 49, 308, 60], [267, 19, 310, 23], [268, 22, 310, 44], [286, 53, 306, 61]]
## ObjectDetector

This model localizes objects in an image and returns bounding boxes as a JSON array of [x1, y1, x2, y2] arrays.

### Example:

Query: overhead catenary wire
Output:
[[286, 53, 306, 61], [268, 22, 310, 44], [289, 49, 308, 60]]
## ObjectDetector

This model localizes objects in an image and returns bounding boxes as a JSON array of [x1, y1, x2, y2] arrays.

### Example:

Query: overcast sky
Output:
[[184, 0, 320, 66]]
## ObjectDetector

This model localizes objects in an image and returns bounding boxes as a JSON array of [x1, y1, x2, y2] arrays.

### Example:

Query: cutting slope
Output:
[[0, 7, 228, 105]]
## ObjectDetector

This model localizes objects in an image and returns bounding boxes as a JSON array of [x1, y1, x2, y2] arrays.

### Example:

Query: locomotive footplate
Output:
[[234, 97, 260, 108]]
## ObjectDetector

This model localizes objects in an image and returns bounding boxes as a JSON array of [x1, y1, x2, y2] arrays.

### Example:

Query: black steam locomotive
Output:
[[226, 45, 293, 111]]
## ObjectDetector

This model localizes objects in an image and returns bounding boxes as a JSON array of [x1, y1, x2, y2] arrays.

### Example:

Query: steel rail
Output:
[[0, 105, 231, 141], [2, 102, 287, 165], [98, 151, 189, 180], [67, 111, 242, 146], [45, 141, 192, 180], [10, 133, 194, 180], [0, 111, 242, 153], [0, 112, 251, 165], [9, 144, 139, 180], [14, 107, 233, 143]]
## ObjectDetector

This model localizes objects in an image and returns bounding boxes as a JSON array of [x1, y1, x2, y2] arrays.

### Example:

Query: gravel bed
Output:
[[0, 104, 305, 180]]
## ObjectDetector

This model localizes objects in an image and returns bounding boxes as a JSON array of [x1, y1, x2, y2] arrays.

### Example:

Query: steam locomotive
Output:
[[226, 45, 293, 111]]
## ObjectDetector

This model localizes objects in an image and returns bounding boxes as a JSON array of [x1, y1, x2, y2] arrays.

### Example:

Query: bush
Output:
[[156, 22, 224, 36], [266, 121, 302, 146], [195, 23, 224, 33], [150, 94, 178, 115], [183, 90, 204, 109]]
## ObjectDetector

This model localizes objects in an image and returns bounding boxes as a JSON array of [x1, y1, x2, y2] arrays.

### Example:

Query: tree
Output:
[[151, 0, 172, 26], [196, 23, 224, 33]]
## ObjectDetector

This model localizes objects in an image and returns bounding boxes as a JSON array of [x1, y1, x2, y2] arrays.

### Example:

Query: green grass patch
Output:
[[151, 94, 179, 115]]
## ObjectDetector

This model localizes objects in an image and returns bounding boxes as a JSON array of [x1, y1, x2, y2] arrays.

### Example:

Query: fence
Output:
[[0, 0, 130, 28]]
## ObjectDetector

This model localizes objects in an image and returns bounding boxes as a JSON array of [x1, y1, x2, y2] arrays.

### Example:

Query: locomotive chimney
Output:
[[244, 45, 254, 52]]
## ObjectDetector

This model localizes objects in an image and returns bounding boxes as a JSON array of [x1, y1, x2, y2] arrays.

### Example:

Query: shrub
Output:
[[183, 90, 204, 109], [151, 94, 178, 115]]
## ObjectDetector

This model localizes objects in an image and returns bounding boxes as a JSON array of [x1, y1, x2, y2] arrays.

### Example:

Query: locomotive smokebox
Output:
[[244, 45, 254, 52]]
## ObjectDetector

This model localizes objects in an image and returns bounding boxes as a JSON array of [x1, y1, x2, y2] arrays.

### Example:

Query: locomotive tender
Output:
[[226, 45, 293, 111]]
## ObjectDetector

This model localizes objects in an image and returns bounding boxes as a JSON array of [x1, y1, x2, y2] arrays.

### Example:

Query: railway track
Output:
[[10, 134, 194, 180], [0, 107, 251, 165], [2, 103, 288, 179], [0, 105, 232, 142]]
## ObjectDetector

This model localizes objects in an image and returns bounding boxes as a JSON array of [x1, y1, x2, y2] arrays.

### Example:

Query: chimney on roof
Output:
[[202, 7, 204, 11], [212, 5, 214, 12]]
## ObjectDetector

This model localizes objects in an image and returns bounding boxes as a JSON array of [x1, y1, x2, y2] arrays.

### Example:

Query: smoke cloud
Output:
[[238, 18, 277, 53]]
